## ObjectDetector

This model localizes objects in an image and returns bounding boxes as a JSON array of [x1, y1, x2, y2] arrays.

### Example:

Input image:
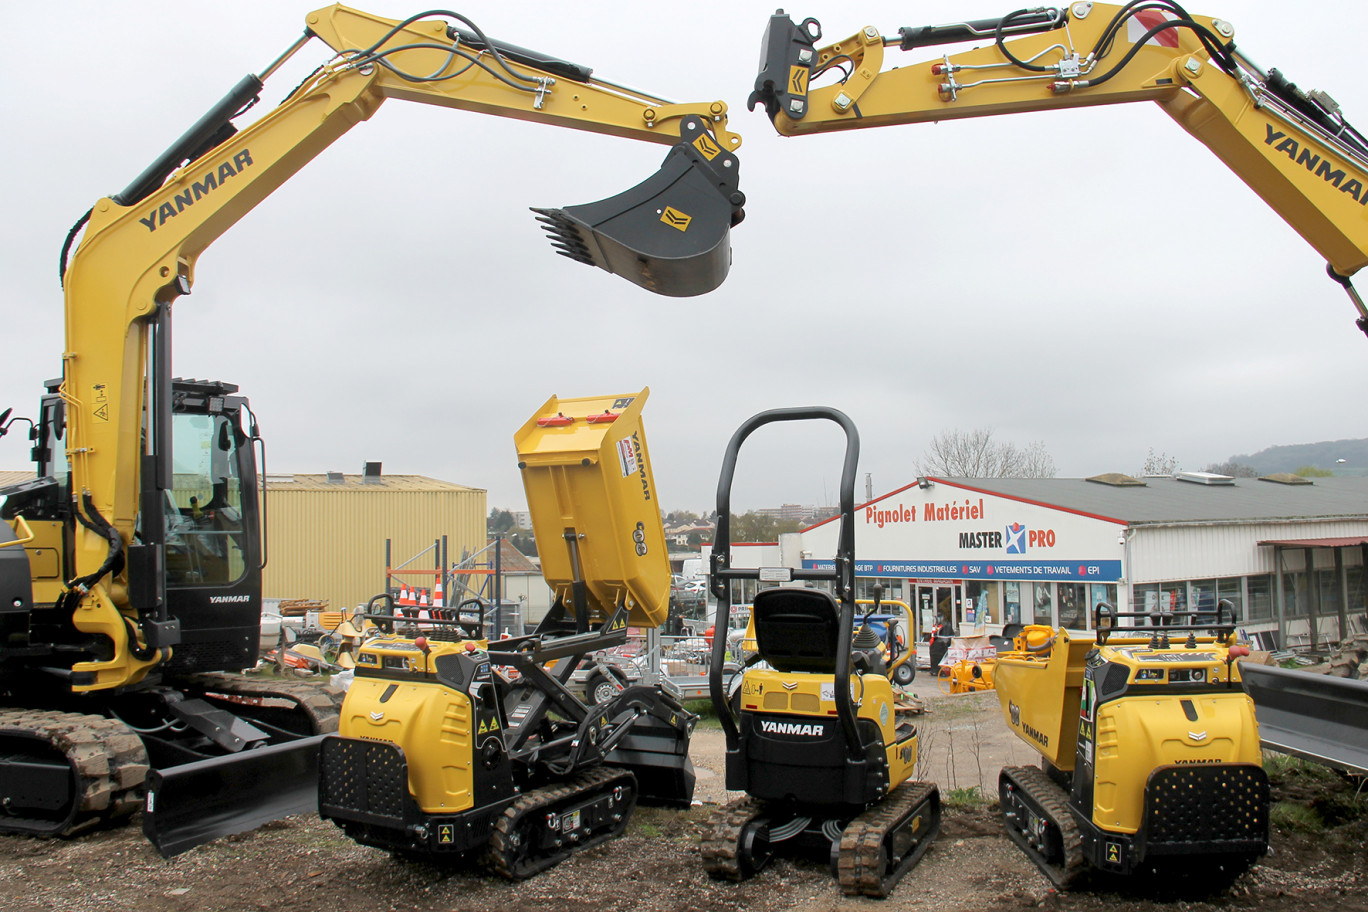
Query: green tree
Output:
[[727, 512, 802, 542], [488, 508, 536, 557]]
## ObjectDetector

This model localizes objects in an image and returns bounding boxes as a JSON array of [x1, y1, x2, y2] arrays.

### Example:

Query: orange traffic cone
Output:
[[398, 583, 411, 606], [433, 581, 445, 609], [419, 588, 429, 609]]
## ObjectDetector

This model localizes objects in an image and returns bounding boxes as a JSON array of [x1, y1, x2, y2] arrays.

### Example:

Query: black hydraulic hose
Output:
[[71, 492, 125, 592], [58, 208, 92, 288], [995, 9, 1057, 72], [1082, 17, 1231, 89], [1088, 2, 1236, 81]]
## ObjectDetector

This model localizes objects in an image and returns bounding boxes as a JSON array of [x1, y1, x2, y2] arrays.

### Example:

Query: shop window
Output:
[[1160, 582, 1186, 620], [1088, 584, 1118, 619], [1217, 577, 1243, 621], [1057, 583, 1086, 629], [1004, 582, 1022, 625], [1189, 579, 1217, 614], [1282, 570, 1309, 619], [1348, 565, 1367, 616], [965, 580, 990, 625], [1033, 583, 1053, 627], [1133, 583, 1159, 618], [1247, 575, 1273, 621]]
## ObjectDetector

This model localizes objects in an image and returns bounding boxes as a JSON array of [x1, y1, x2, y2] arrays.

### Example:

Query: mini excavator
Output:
[[1, 5, 744, 853], [993, 602, 1268, 888], [700, 407, 940, 898], [318, 390, 697, 878]]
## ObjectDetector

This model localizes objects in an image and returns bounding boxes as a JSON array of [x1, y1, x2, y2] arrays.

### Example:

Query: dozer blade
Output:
[[532, 114, 744, 297], [142, 734, 325, 857]]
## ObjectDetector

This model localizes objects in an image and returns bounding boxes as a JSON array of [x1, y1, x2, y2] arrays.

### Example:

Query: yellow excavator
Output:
[[701, 407, 939, 898], [993, 603, 1266, 887], [750, 1, 1368, 336], [317, 389, 698, 878], [0, 5, 743, 854]]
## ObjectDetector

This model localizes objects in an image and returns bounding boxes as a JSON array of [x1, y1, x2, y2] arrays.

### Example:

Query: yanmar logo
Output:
[[631, 432, 650, 502], [1262, 124, 1368, 204], [139, 149, 255, 231], [760, 720, 825, 737], [209, 595, 252, 604]]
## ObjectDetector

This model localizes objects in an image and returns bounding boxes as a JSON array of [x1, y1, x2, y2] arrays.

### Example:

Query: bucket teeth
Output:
[[532, 207, 595, 263]]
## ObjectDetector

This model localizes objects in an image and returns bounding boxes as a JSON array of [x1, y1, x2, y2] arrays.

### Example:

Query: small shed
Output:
[[263, 468, 485, 613]]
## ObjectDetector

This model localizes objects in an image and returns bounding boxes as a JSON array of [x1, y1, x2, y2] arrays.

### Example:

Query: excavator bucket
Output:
[[142, 735, 324, 857], [533, 115, 744, 298]]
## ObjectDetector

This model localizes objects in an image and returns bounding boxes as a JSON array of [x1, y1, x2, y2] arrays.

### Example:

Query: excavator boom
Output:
[[750, 2, 1368, 335]]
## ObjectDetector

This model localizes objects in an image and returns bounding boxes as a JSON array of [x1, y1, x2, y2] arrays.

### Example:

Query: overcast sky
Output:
[[5, 1, 1368, 516]]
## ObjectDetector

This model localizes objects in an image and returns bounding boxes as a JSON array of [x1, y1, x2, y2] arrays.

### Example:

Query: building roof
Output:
[[486, 539, 539, 573], [911, 475, 1368, 525], [0, 470, 32, 489], [265, 473, 482, 493]]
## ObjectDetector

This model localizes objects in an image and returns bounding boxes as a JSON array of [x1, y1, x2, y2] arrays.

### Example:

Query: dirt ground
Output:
[[1, 688, 1364, 912]]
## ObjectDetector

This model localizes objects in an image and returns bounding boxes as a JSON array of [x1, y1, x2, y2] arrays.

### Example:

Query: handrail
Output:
[[0, 515, 35, 549]]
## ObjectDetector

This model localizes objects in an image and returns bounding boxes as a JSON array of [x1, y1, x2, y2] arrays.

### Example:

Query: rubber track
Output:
[[699, 796, 766, 881], [0, 710, 148, 836], [836, 780, 939, 897], [482, 766, 636, 880], [1001, 764, 1086, 889], [177, 673, 343, 734]]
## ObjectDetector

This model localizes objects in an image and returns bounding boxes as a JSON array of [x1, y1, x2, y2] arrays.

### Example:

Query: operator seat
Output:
[[751, 587, 841, 673]]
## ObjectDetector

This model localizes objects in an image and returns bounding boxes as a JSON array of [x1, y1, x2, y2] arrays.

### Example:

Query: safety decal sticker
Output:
[[659, 207, 692, 232], [617, 438, 638, 477], [692, 133, 721, 161]]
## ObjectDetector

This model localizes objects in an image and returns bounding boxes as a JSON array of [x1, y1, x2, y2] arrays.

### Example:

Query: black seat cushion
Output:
[[752, 587, 842, 673]]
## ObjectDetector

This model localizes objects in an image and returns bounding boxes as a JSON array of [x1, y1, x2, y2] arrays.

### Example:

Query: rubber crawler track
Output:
[[177, 672, 344, 734], [699, 796, 767, 881], [0, 710, 148, 836], [483, 766, 637, 880], [1000, 764, 1086, 889], [836, 779, 940, 897]]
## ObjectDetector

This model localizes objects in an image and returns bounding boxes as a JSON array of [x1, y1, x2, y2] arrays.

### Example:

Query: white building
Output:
[[761, 472, 1368, 651]]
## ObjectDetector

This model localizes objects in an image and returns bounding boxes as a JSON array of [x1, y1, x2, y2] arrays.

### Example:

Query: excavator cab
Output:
[[701, 407, 939, 898]]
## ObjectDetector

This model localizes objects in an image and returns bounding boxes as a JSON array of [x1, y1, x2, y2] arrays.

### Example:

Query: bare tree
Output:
[[917, 428, 1057, 478], [1137, 448, 1179, 477]]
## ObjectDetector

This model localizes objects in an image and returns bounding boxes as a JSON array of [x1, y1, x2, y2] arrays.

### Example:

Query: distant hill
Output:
[[1227, 438, 1368, 476]]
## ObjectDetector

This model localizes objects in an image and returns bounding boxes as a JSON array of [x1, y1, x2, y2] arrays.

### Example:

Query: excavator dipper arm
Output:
[[750, 1, 1368, 337]]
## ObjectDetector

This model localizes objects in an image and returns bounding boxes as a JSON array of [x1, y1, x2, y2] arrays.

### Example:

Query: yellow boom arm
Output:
[[751, 2, 1368, 331], [59, 5, 744, 689]]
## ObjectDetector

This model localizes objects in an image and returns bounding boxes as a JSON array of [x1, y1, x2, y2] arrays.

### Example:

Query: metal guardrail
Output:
[[1240, 663, 1368, 774]]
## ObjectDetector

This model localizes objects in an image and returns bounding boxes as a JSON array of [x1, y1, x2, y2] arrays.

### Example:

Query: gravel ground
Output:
[[0, 688, 1363, 912]]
